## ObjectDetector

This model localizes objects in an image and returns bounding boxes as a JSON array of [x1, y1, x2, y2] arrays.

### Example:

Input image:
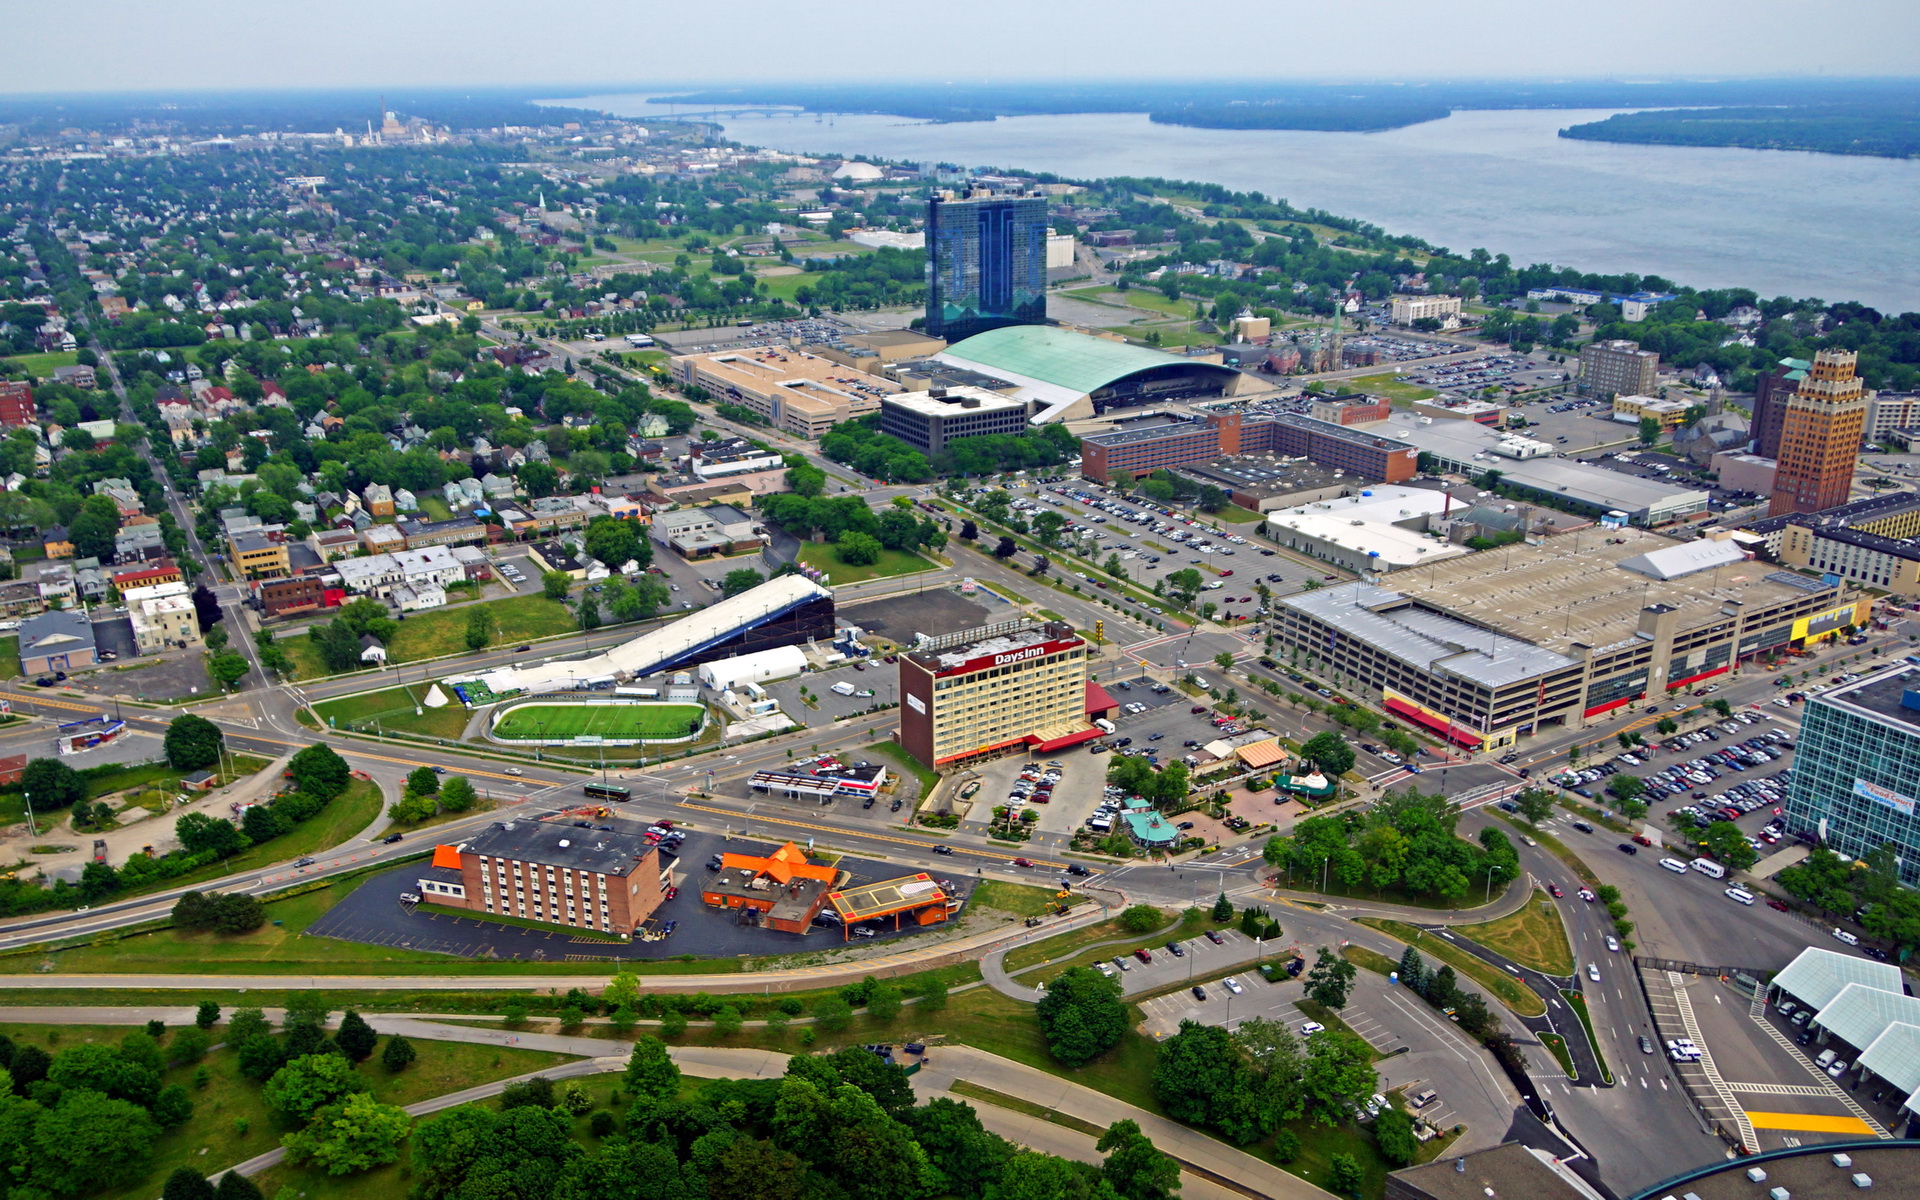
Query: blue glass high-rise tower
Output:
[[925, 189, 1048, 342]]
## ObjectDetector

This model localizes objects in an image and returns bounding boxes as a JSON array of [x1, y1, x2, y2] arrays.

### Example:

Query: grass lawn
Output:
[[1342, 372, 1439, 403], [1560, 990, 1613, 1083], [866, 740, 936, 797], [311, 685, 472, 740], [1342, 944, 1400, 977], [161, 778, 386, 893], [1452, 889, 1575, 976], [388, 594, 577, 664], [1267, 866, 1512, 912], [419, 901, 623, 940], [417, 495, 455, 521], [0, 635, 17, 679], [950, 1079, 1106, 1136], [1539, 1030, 1578, 1078], [969, 880, 1071, 919], [1029, 911, 1211, 986], [0, 1020, 581, 1200], [1063, 285, 1197, 321], [795, 541, 934, 585], [1211, 505, 1266, 524], [1, 350, 79, 379], [1356, 919, 1545, 1018], [492, 701, 705, 741], [758, 270, 825, 301]]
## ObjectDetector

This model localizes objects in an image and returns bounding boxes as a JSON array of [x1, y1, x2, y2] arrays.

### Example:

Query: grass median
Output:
[[1452, 889, 1575, 976], [1539, 1031, 1578, 1079], [1560, 989, 1613, 1084], [1356, 919, 1546, 1018]]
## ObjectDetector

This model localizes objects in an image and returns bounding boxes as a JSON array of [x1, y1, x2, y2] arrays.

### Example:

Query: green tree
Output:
[[1701, 820, 1759, 871], [440, 775, 478, 813], [31, 1089, 160, 1196], [264, 1054, 369, 1124], [1035, 967, 1128, 1066], [288, 743, 351, 802], [1119, 904, 1164, 934], [207, 651, 251, 691], [866, 983, 904, 1023], [282, 1092, 411, 1176], [195, 1001, 221, 1030], [1098, 1118, 1181, 1200], [1299, 731, 1356, 778], [1211, 892, 1234, 923], [541, 570, 573, 600], [214, 1170, 265, 1200], [335, 1012, 377, 1063], [380, 1034, 416, 1073], [1152, 1020, 1268, 1142], [1374, 1106, 1418, 1165], [164, 1167, 217, 1200], [163, 715, 225, 771], [582, 516, 647, 572], [406, 766, 440, 796], [22, 757, 86, 811], [1301, 1031, 1378, 1126], [813, 995, 854, 1032], [1515, 788, 1556, 826], [465, 604, 496, 650], [624, 1035, 681, 1101], [1165, 568, 1203, 607], [1396, 945, 1427, 990], [69, 493, 123, 560], [721, 567, 765, 597], [1638, 415, 1662, 445], [1606, 774, 1646, 804], [1329, 1152, 1364, 1196], [1305, 946, 1357, 1009], [835, 530, 883, 566]]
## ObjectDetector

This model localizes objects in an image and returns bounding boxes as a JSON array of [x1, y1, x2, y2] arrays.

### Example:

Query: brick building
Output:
[[1079, 411, 1417, 486], [417, 820, 669, 936]]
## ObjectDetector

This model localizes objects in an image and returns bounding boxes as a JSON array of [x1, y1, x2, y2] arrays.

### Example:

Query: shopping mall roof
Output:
[[1773, 947, 1904, 1012], [935, 325, 1237, 420], [1281, 582, 1577, 690]]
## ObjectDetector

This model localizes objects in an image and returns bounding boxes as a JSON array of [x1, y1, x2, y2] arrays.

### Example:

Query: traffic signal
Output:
[[1095, 619, 1104, 644]]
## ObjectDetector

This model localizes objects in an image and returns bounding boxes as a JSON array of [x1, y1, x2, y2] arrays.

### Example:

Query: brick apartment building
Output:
[[1079, 411, 1417, 485], [417, 821, 670, 936]]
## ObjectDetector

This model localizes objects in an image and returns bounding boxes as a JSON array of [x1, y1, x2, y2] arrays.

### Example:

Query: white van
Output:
[[1659, 858, 1690, 874], [1093, 718, 1116, 734], [1832, 927, 1861, 946], [1689, 858, 1727, 879], [830, 681, 857, 696], [1725, 887, 1755, 906]]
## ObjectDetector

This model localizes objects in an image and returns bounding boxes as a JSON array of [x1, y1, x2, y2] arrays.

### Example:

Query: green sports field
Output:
[[492, 702, 705, 742]]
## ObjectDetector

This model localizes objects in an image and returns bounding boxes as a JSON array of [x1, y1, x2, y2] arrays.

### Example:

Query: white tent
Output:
[[697, 645, 808, 691]]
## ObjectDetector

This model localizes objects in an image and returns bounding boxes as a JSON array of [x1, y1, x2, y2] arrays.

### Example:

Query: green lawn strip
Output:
[[0, 350, 79, 378], [1029, 911, 1212, 986], [0, 635, 17, 679], [948, 1079, 1108, 1136], [1265, 866, 1513, 912], [939, 986, 1166, 1113], [1356, 919, 1546, 1018], [866, 740, 937, 797], [1559, 990, 1613, 1083], [1342, 372, 1438, 403], [387, 594, 578, 663], [795, 542, 935, 585], [311, 685, 471, 739], [0, 1020, 579, 1200], [1211, 505, 1266, 524], [492, 701, 705, 740], [1341, 945, 1399, 977], [1539, 1031, 1578, 1079], [418, 901, 624, 941], [1003, 916, 1128, 972], [1451, 889, 1576, 976], [1493, 813, 1602, 887]]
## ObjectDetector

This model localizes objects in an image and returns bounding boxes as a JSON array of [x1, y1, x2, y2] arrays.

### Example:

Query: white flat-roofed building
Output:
[[1263, 486, 1467, 574], [334, 546, 464, 599], [122, 580, 200, 654]]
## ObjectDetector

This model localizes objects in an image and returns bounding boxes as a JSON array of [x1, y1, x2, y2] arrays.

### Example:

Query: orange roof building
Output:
[[700, 841, 841, 933]]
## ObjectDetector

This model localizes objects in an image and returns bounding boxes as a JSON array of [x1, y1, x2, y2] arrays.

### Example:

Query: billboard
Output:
[[1793, 602, 1863, 644], [1853, 778, 1917, 819]]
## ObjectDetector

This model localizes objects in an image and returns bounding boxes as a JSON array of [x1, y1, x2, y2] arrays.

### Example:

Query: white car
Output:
[[1299, 1021, 1325, 1036], [1586, 963, 1601, 982], [1223, 977, 1244, 995], [1605, 935, 1620, 952]]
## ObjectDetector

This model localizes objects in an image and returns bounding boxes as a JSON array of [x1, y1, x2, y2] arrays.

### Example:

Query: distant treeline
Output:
[[0, 88, 607, 136], [1560, 103, 1920, 159], [647, 78, 1920, 133]]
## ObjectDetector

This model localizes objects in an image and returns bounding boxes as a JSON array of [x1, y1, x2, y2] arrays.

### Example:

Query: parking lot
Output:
[[308, 820, 974, 962]]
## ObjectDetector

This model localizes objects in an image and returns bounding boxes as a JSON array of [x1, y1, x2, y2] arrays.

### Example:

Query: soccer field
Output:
[[492, 702, 706, 742]]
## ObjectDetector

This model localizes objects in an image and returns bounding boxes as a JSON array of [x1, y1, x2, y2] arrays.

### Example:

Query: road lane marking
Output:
[[1744, 1112, 1878, 1135]]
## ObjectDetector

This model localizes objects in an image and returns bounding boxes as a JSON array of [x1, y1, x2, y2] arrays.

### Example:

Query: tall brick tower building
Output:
[[1768, 349, 1868, 518]]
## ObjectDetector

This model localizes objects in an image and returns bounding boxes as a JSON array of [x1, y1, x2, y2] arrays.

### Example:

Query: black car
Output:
[[382, 833, 404, 844], [863, 795, 876, 808], [1617, 842, 1638, 855], [1191, 985, 1208, 1000], [1204, 929, 1224, 945], [932, 845, 954, 856], [706, 855, 724, 871], [1166, 941, 1186, 957], [1066, 863, 1090, 875]]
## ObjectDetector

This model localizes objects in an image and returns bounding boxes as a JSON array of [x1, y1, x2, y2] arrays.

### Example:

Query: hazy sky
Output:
[[11, 0, 1920, 95]]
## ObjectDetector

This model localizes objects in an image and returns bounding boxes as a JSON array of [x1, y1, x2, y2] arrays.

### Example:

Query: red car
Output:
[[1191, 706, 1208, 714], [1012, 858, 1035, 868], [1632, 834, 1654, 847], [663, 885, 678, 902], [1133, 948, 1153, 963], [1548, 884, 1564, 898], [1767, 898, 1790, 912], [1219, 569, 1233, 577]]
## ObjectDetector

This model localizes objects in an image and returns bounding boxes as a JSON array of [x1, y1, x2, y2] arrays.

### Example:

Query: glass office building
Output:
[[925, 190, 1048, 342], [1789, 666, 1920, 884]]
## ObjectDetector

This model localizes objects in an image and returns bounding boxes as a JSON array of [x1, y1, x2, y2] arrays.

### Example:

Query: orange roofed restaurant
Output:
[[827, 873, 958, 940], [700, 841, 842, 933]]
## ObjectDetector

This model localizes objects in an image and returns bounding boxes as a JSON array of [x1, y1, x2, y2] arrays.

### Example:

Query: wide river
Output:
[[550, 95, 1920, 314]]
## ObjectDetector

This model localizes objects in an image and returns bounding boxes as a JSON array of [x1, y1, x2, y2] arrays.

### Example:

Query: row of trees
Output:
[[389, 768, 480, 824]]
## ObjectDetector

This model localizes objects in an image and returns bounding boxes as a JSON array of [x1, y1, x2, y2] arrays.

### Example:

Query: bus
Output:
[[583, 782, 631, 802]]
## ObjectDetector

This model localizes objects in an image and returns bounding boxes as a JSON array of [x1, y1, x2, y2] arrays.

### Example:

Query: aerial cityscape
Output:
[[4, 5, 1920, 1200]]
